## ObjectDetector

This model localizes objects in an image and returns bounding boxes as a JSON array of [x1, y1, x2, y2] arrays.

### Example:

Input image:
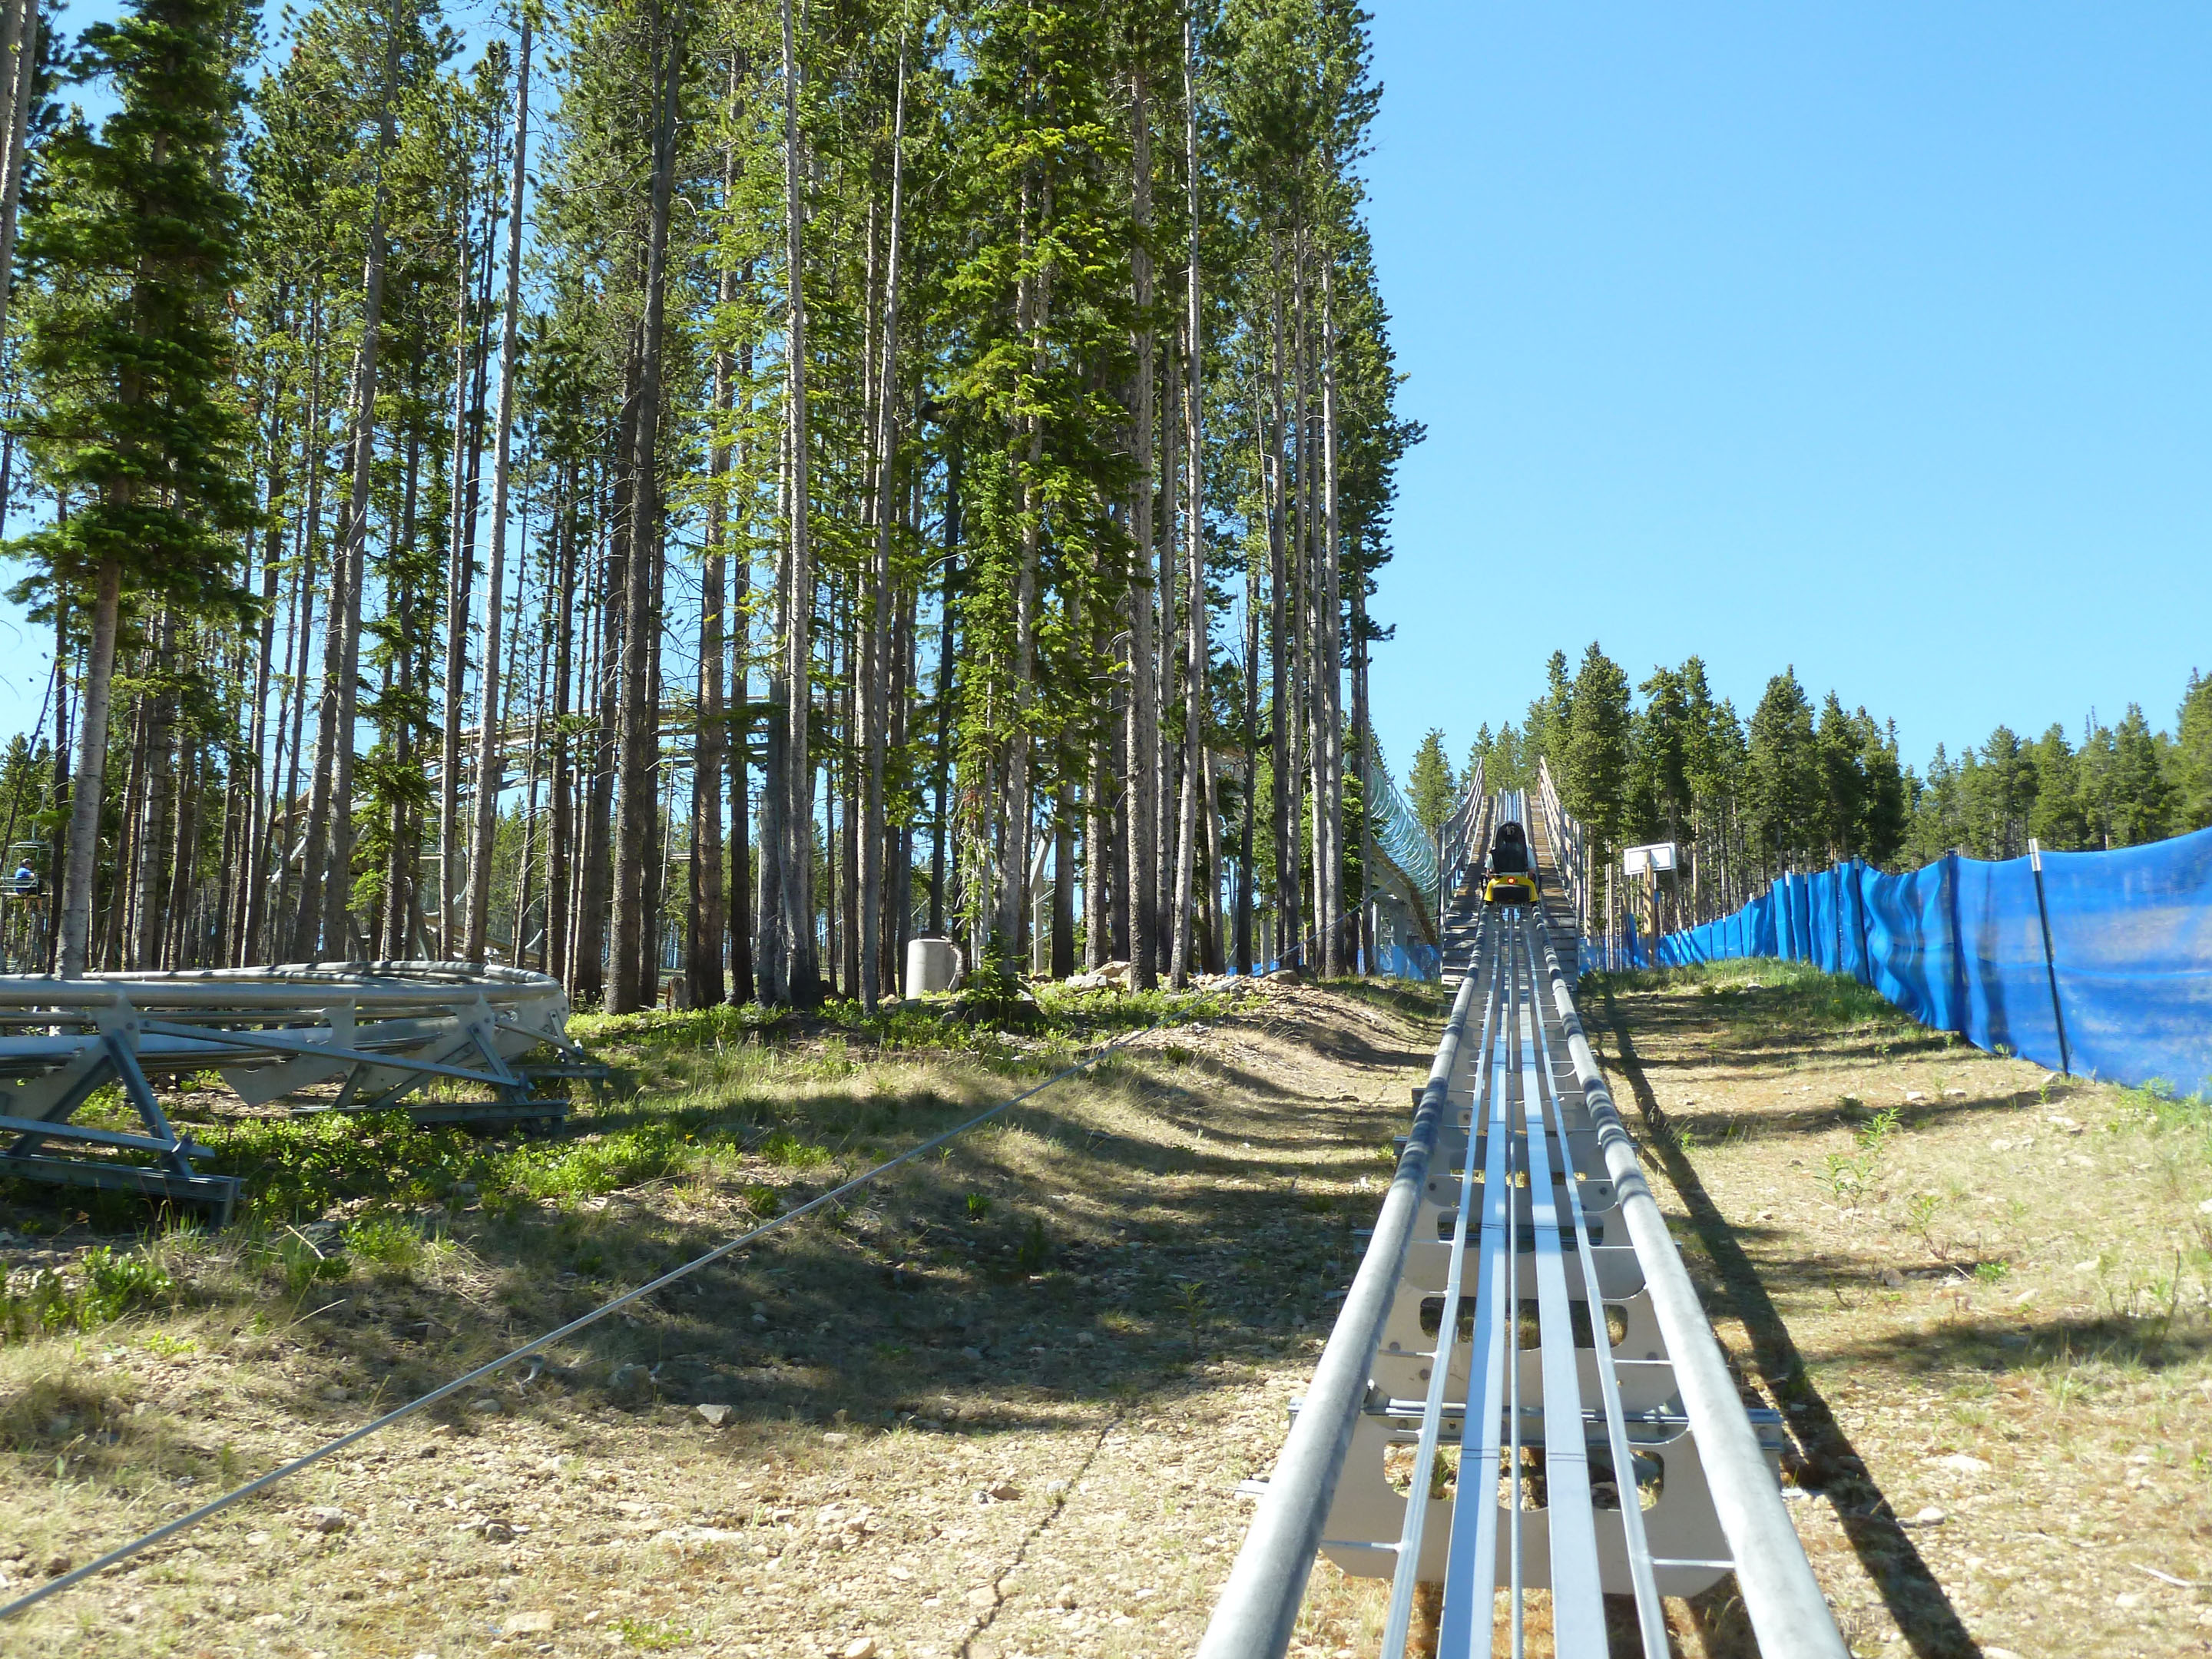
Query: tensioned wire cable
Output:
[[1, 1017, 1174, 1624]]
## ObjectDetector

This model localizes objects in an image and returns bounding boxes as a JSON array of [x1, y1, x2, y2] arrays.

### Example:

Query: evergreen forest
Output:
[[0, 0, 1419, 1003], [1405, 645, 2212, 928]]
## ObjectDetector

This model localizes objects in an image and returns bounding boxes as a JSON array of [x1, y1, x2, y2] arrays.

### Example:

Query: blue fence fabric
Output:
[[1644, 826, 2212, 1101], [1363, 943, 1441, 981]]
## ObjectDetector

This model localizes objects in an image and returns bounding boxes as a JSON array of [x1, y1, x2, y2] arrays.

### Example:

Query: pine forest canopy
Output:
[[0, 0, 1426, 1004], [1409, 642, 2212, 908]]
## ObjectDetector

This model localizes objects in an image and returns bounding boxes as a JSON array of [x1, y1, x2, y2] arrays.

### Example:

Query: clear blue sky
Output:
[[0, 2, 2205, 792], [1361, 2, 2212, 783]]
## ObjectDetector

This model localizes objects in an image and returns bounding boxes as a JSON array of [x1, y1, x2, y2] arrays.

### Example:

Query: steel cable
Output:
[[0, 1017, 1169, 1625]]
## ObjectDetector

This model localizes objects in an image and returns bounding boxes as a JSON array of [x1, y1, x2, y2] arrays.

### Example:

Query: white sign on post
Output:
[[1622, 842, 1679, 876]]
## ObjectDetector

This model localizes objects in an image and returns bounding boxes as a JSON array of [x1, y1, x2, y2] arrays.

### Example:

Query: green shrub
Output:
[[759, 1131, 830, 1170], [78, 1247, 174, 1323], [1015, 1216, 1049, 1273], [741, 1184, 781, 1218], [343, 1214, 425, 1270], [204, 1111, 482, 1220], [273, 1234, 350, 1295], [505, 1122, 695, 1204]]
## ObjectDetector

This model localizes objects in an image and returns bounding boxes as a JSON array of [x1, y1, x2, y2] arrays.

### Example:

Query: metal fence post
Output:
[[2027, 838, 2072, 1076]]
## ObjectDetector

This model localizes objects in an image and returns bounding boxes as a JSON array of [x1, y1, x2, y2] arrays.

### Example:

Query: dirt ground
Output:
[[0, 978, 1441, 1659], [1589, 959, 2212, 1659], [13, 958, 2194, 1659]]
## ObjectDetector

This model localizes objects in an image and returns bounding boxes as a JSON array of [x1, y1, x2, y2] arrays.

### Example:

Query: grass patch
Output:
[[1323, 975, 1451, 1020], [1591, 957, 1921, 1038], [2, 1243, 174, 1339]]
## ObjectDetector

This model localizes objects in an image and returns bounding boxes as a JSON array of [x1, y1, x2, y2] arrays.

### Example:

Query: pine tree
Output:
[[6, 0, 255, 974], [1405, 727, 1453, 837], [2172, 671, 2212, 833], [1743, 668, 1818, 875]]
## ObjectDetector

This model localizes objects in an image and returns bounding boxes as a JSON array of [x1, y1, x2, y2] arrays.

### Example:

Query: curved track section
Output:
[[0, 962, 593, 1220]]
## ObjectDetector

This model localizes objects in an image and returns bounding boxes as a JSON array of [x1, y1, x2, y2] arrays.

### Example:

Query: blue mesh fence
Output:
[[1647, 827, 2212, 1100], [1363, 943, 1441, 980]]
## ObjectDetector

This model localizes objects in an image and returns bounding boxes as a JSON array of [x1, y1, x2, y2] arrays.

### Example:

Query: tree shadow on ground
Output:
[[0, 1012, 1407, 1498], [1595, 982, 1987, 1659]]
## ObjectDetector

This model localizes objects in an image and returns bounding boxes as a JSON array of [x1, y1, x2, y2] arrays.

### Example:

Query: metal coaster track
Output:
[[1198, 796, 1844, 1657]]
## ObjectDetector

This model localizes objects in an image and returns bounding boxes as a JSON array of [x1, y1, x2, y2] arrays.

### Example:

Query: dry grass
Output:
[[1588, 958, 2212, 1659], [0, 978, 1442, 1658]]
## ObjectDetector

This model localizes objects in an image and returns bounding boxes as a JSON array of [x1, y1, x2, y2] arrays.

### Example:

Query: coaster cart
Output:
[[1483, 820, 1539, 906]]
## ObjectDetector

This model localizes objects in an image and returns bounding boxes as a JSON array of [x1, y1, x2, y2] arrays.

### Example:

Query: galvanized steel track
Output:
[[1200, 798, 1845, 1658]]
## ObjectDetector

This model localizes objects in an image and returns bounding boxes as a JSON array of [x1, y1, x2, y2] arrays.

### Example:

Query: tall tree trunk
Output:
[[859, 35, 909, 1012], [1351, 528, 1373, 974], [548, 461, 577, 982], [43, 607, 71, 972], [1317, 256, 1346, 975], [578, 453, 627, 1006], [1124, 66, 1160, 992], [164, 727, 200, 967], [1237, 465, 1258, 975], [466, 17, 530, 962], [103, 696, 147, 970], [611, 10, 682, 1012], [384, 454, 420, 959], [727, 339, 756, 1004], [995, 176, 1048, 969], [279, 354, 322, 959], [239, 333, 289, 965], [439, 197, 480, 958], [689, 398, 729, 1005], [1170, 13, 1203, 988], [56, 560, 121, 976], [131, 623, 176, 970], [319, 28, 404, 963], [1156, 330, 1178, 975], [838, 628, 857, 995], [1084, 601, 1111, 969], [776, 0, 819, 1006], [1050, 780, 1074, 979], [928, 439, 959, 939], [291, 513, 343, 958], [513, 583, 547, 965], [888, 565, 916, 990], [0, 0, 38, 343], [1266, 260, 1293, 966]]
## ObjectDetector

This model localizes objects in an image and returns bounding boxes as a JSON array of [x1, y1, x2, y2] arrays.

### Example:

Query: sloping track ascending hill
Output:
[[1198, 793, 1846, 1658]]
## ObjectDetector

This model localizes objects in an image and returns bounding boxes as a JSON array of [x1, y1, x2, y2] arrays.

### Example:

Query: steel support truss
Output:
[[0, 962, 598, 1222]]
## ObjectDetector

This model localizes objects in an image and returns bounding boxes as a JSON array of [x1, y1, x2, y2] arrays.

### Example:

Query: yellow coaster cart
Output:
[[1483, 819, 1538, 906]]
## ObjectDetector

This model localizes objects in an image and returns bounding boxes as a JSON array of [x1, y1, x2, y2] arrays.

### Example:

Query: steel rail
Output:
[[1515, 908, 1604, 1647], [1504, 923, 1526, 1657], [1376, 914, 1499, 1653], [1194, 966, 1484, 1659], [1535, 922, 1847, 1656], [1436, 909, 1518, 1654], [0, 1018, 1167, 1628], [1522, 909, 1668, 1654]]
